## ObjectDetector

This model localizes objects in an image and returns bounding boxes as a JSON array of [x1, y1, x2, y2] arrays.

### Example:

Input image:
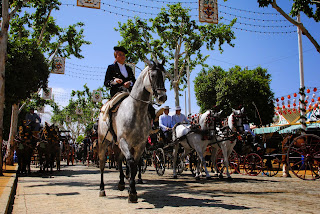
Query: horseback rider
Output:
[[159, 106, 173, 143], [103, 45, 158, 122]]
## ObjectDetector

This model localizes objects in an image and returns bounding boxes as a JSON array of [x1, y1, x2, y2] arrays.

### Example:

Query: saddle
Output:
[[100, 92, 129, 121]]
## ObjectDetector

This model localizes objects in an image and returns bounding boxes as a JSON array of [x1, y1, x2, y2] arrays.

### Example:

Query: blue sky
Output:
[[42, 0, 320, 121]]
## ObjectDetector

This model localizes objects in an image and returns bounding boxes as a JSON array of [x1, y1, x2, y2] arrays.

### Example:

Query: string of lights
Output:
[[65, 66, 105, 75], [61, 4, 295, 34], [66, 69, 105, 77], [65, 73, 102, 81], [66, 62, 106, 69], [115, 0, 280, 15]]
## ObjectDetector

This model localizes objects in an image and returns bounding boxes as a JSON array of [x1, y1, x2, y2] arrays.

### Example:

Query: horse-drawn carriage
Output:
[[215, 123, 320, 180]]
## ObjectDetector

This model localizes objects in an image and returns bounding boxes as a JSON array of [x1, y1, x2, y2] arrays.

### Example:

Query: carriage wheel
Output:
[[216, 149, 240, 175], [262, 155, 281, 177], [244, 153, 263, 176], [287, 134, 320, 180], [153, 148, 165, 176]]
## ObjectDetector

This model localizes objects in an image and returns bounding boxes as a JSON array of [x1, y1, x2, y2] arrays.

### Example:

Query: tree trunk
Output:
[[6, 103, 19, 165], [0, 0, 10, 176], [173, 82, 180, 107]]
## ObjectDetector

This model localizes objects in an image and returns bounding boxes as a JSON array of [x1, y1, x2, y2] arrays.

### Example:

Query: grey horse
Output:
[[211, 107, 245, 179], [98, 59, 167, 203], [172, 110, 223, 179]]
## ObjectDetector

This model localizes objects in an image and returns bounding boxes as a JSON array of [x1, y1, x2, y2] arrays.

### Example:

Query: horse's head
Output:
[[199, 110, 222, 138], [144, 59, 167, 104], [228, 107, 245, 133]]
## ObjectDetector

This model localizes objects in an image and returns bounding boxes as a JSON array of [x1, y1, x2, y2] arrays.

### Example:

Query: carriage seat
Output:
[[100, 92, 129, 121]]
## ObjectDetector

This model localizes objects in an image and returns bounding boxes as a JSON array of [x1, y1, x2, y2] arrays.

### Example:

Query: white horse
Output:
[[98, 59, 167, 203], [172, 110, 222, 180], [211, 107, 245, 179]]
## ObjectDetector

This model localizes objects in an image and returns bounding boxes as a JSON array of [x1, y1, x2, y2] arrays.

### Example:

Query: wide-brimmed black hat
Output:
[[113, 46, 128, 54]]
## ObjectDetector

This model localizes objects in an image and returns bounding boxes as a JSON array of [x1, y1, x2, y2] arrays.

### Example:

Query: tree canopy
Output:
[[116, 3, 236, 106], [194, 66, 275, 126]]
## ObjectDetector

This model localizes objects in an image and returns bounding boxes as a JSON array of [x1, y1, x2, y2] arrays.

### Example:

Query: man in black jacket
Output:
[[104, 46, 136, 97]]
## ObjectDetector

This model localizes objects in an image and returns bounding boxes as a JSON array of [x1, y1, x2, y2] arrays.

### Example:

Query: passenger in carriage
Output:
[[172, 106, 189, 126], [159, 106, 173, 143]]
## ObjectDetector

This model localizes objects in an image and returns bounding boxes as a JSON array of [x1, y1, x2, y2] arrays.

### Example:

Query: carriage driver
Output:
[[25, 107, 41, 131], [104, 46, 136, 97], [172, 106, 189, 126], [159, 106, 173, 142]]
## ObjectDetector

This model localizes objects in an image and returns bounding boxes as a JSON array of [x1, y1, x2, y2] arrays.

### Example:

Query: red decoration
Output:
[[293, 103, 296, 107], [318, 97, 320, 102], [287, 104, 291, 108], [309, 104, 312, 109], [305, 100, 308, 104], [314, 87, 317, 92], [276, 106, 280, 110], [282, 105, 285, 109], [276, 98, 279, 102], [315, 103, 319, 108], [287, 95, 291, 99], [281, 97, 284, 101], [293, 109, 296, 112], [293, 93, 297, 97], [307, 88, 310, 93], [311, 98, 315, 102]]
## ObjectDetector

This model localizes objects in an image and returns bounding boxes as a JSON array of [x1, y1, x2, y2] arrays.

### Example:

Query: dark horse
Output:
[[98, 59, 167, 203]]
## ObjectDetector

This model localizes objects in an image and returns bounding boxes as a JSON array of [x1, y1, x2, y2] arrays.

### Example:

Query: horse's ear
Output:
[[144, 59, 153, 67], [160, 59, 165, 66]]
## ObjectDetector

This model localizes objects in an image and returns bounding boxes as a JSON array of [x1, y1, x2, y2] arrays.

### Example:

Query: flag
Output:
[[66, 115, 72, 123], [77, 0, 101, 9], [92, 90, 102, 102], [76, 107, 83, 115], [51, 57, 65, 74], [42, 88, 52, 100], [199, 0, 218, 24], [37, 106, 44, 113]]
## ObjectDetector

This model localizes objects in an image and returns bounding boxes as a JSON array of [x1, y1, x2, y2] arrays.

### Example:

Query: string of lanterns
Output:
[[274, 87, 320, 115]]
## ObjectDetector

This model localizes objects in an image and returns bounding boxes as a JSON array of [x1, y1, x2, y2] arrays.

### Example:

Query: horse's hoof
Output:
[[128, 193, 138, 203], [195, 176, 200, 180], [99, 190, 106, 197], [173, 175, 178, 179], [118, 183, 125, 191], [137, 179, 143, 184], [218, 174, 223, 179], [206, 176, 212, 180]]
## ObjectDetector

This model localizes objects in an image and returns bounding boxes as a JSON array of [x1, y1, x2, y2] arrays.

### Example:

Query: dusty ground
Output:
[[11, 162, 320, 214]]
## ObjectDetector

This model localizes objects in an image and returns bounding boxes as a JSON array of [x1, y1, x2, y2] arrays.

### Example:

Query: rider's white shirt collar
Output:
[[117, 62, 128, 78]]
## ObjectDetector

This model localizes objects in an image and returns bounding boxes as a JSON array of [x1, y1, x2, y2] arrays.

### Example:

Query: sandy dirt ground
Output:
[[11, 162, 320, 214]]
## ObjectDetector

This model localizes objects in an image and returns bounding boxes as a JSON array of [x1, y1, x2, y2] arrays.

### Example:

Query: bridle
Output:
[[130, 63, 166, 103]]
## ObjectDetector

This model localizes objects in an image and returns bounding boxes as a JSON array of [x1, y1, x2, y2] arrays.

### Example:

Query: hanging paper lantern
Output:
[[293, 98, 296, 103], [282, 101, 285, 105], [276, 98, 279, 102], [318, 97, 320, 102], [314, 87, 317, 92], [281, 97, 284, 101], [276, 106, 280, 110], [305, 100, 308, 104], [277, 103, 280, 106], [284, 111, 287, 115], [309, 104, 312, 109], [313, 93, 316, 98], [307, 88, 310, 93], [282, 105, 285, 109], [311, 98, 315, 102], [287, 95, 291, 99], [293, 93, 297, 97], [314, 107, 317, 111], [293, 103, 297, 107], [287, 100, 291, 104], [287, 104, 291, 108], [293, 108, 296, 112], [306, 95, 309, 100], [315, 103, 319, 108], [279, 111, 282, 115]]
